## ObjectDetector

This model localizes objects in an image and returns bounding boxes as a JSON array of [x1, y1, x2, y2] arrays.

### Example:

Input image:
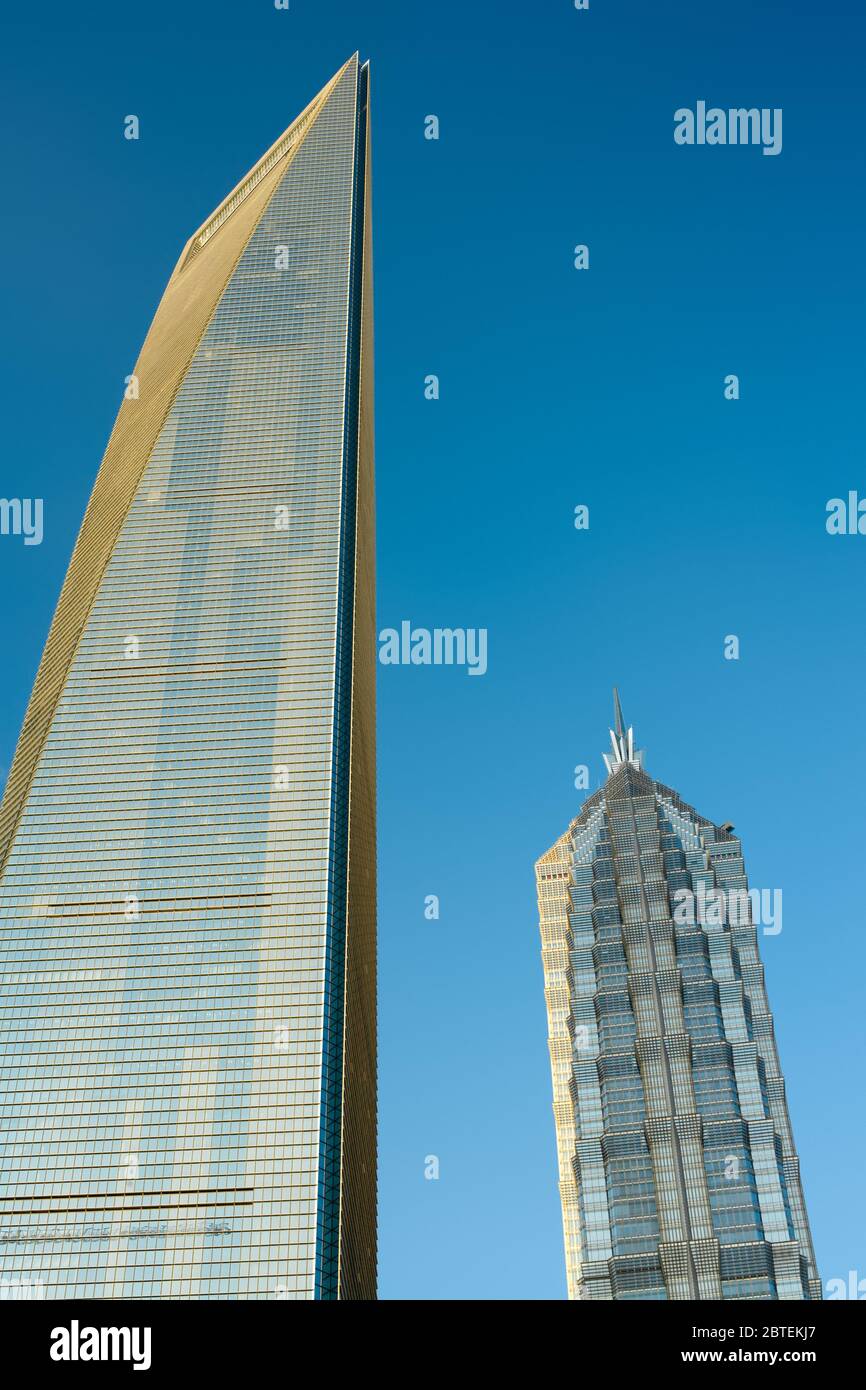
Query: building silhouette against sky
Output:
[[535, 693, 819, 1300], [0, 54, 375, 1300]]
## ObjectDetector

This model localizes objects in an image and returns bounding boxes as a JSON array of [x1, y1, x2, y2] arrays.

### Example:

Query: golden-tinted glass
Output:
[[0, 55, 375, 1301]]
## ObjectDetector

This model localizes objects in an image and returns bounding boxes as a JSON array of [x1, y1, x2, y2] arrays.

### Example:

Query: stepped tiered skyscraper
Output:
[[0, 55, 375, 1300], [535, 694, 819, 1301]]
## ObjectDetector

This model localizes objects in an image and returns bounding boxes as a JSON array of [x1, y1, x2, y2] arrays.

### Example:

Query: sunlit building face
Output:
[[0, 55, 375, 1302]]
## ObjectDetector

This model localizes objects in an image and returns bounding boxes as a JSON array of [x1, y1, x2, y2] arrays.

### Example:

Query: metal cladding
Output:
[[0, 56, 376, 1300], [535, 695, 819, 1301]]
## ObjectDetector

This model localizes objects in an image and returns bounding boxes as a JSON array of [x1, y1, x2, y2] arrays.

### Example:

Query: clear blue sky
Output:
[[1, 0, 864, 1299]]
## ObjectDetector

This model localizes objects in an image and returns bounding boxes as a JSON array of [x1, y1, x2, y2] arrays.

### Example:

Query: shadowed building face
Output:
[[0, 54, 375, 1301]]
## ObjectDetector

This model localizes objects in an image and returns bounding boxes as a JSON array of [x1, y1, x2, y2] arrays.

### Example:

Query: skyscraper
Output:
[[0, 55, 375, 1300], [535, 694, 819, 1301]]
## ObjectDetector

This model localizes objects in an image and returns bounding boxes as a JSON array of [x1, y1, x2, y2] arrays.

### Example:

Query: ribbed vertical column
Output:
[[536, 833, 585, 1299]]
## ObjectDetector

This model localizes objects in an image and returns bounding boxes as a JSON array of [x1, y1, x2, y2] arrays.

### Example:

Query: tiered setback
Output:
[[536, 760, 819, 1301]]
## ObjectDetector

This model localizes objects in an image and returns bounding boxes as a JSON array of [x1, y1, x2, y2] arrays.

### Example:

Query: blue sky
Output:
[[1, 0, 864, 1298]]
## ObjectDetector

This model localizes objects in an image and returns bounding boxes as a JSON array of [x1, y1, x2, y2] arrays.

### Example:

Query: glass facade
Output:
[[535, 698, 819, 1300], [0, 55, 375, 1300]]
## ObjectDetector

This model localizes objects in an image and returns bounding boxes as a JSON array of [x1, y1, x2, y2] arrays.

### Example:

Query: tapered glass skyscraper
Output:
[[0, 55, 375, 1300], [535, 694, 819, 1301]]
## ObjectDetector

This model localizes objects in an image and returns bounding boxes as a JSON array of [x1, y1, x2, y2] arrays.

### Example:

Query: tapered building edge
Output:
[[0, 56, 377, 1301], [309, 58, 376, 1302], [0, 61, 346, 874], [337, 61, 377, 1300]]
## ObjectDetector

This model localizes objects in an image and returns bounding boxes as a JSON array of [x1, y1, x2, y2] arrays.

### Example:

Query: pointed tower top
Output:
[[602, 687, 645, 777], [613, 686, 626, 739], [178, 56, 356, 276]]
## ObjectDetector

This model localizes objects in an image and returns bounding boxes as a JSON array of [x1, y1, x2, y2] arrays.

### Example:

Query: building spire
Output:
[[602, 687, 644, 776], [613, 686, 626, 739]]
